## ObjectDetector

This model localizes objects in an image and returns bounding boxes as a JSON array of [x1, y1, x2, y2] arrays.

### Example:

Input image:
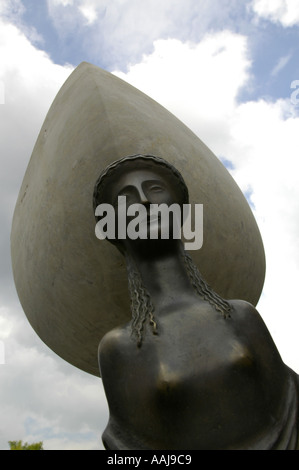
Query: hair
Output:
[[183, 252, 232, 318], [125, 252, 158, 347], [94, 154, 232, 346], [126, 250, 232, 347]]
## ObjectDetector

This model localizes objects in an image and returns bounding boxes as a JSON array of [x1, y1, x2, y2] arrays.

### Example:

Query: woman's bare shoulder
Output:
[[229, 298, 257, 309], [98, 325, 134, 376], [99, 325, 131, 354], [228, 298, 279, 344], [229, 298, 261, 318]]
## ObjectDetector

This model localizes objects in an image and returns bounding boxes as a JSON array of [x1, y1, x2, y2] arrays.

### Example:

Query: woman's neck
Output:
[[125, 239, 197, 311]]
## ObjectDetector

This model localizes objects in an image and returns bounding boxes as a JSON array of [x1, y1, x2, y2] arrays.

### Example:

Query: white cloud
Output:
[[0, 0, 24, 18], [251, 0, 299, 27], [0, 0, 44, 46], [79, 3, 98, 24], [226, 98, 299, 369], [0, 80, 4, 104], [51, 0, 74, 6], [0, 17, 73, 297], [46, 0, 245, 68], [0, 303, 108, 450], [1, 1, 299, 450], [51, 0, 100, 25], [0, 308, 13, 339], [0, 15, 108, 450], [114, 32, 251, 152]]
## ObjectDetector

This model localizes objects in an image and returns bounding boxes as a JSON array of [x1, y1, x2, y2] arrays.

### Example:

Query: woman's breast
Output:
[[130, 322, 289, 448], [102, 311, 292, 449]]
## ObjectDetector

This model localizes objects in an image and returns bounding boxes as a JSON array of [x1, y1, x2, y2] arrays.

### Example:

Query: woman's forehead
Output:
[[105, 165, 175, 197], [114, 168, 168, 189]]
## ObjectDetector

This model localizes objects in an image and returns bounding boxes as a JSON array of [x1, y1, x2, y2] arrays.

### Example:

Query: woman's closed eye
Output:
[[148, 184, 165, 193]]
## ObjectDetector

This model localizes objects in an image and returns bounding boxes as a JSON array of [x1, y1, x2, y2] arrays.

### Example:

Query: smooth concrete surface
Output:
[[11, 63, 265, 376]]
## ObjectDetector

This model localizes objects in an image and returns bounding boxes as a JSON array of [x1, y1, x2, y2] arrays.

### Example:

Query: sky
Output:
[[0, 0, 299, 451]]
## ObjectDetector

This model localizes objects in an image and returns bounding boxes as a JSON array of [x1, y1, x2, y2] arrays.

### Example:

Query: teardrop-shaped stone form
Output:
[[11, 62, 265, 376]]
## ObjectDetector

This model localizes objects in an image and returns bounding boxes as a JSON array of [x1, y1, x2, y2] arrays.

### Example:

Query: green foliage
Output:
[[8, 440, 44, 450]]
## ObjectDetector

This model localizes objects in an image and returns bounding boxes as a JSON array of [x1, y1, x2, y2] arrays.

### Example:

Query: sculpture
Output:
[[12, 62, 290, 450], [10, 63, 266, 378], [94, 154, 299, 450]]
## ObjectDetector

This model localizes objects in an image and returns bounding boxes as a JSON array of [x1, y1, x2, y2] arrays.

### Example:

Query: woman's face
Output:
[[108, 167, 182, 244], [111, 169, 177, 207]]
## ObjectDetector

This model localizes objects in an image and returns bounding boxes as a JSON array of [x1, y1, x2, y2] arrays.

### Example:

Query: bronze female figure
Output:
[[93, 154, 299, 450]]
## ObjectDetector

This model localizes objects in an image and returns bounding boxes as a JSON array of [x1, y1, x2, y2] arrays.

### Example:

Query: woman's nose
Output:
[[137, 187, 150, 205]]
